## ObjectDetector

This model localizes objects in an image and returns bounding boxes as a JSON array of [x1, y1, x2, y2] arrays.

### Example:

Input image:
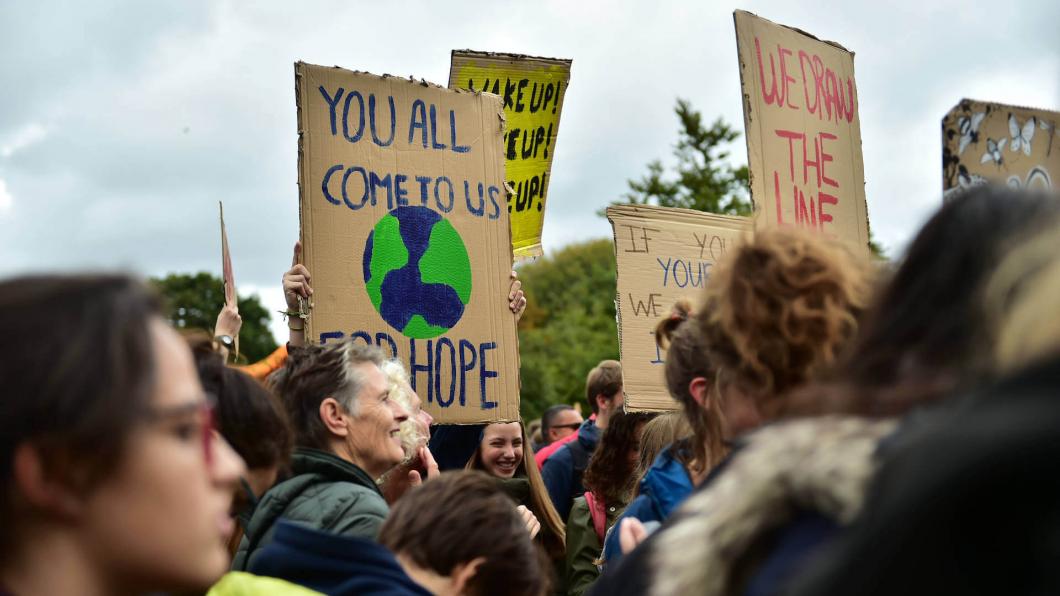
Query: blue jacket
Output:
[[250, 520, 430, 596], [602, 444, 693, 565], [541, 418, 601, 521]]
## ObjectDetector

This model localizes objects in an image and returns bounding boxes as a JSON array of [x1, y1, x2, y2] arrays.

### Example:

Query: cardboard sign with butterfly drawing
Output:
[[295, 62, 520, 424], [943, 99, 1060, 200]]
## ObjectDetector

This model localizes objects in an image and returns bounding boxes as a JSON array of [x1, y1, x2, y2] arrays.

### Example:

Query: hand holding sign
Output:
[[282, 241, 312, 347]]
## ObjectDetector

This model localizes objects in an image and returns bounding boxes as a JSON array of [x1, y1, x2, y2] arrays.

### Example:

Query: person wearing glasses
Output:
[[0, 274, 246, 596], [537, 405, 584, 452]]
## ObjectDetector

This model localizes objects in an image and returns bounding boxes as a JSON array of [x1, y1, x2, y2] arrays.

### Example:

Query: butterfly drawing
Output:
[[958, 112, 986, 155], [1008, 113, 1037, 156], [981, 137, 1007, 166]]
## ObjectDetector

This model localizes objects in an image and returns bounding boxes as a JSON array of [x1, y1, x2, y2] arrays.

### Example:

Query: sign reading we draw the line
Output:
[[734, 10, 871, 255], [295, 62, 520, 424], [608, 205, 750, 412]]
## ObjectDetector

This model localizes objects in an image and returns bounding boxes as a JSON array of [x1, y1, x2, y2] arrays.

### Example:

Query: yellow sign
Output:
[[449, 50, 572, 258]]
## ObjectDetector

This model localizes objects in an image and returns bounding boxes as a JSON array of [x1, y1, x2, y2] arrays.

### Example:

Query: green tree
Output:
[[517, 239, 619, 419], [151, 272, 278, 363], [620, 98, 752, 216]]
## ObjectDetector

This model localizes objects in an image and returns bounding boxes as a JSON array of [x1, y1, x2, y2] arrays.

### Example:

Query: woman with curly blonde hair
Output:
[[697, 227, 871, 429], [597, 227, 872, 581]]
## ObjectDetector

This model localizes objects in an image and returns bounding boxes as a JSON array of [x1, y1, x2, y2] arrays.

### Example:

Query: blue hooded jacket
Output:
[[250, 520, 430, 596], [602, 444, 694, 565], [541, 418, 601, 521]]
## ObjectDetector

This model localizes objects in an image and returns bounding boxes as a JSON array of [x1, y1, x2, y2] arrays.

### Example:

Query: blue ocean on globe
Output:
[[363, 206, 472, 339]]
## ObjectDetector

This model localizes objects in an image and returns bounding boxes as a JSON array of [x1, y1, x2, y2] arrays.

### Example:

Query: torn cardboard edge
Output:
[[733, 10, 855, 57], [293, 61, 520, 424], [948, 97, 1060, 120]]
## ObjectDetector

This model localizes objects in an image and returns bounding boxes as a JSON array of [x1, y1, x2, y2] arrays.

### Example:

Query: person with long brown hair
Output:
[[466, 421, 566, 591], [592, 227, 871, 595], [565, 411, 654, 595], [644, 187, 1060, 596]]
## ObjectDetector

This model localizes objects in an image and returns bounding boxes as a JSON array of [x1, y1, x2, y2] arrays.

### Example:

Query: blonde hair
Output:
[[985, 224, 1060, 372], [380, 359, 425, 460], [635, 412, 692, 483], [699, 228, 870, 418]]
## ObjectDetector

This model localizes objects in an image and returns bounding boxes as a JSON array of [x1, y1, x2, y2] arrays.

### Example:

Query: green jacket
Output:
[[565, 494, 624, 596], [231, 448, 388, 571]]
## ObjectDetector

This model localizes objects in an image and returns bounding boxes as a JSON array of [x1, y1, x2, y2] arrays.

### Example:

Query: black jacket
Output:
[[789, 354, 1060, 596]]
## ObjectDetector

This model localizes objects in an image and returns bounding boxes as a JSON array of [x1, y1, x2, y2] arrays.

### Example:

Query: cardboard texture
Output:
[[220, 201, 236, 307], [295, 62, 520, 424], [448, 50, 572, 259], [219, 200, 239, 357], [942, 98, 1060, 200], [607, 205, 750, 411], [734, 10, 870, 255]]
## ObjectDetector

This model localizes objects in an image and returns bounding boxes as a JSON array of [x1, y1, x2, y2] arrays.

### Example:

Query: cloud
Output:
[[0, 0, 1057, 343], [0, 178, 12, 212], [0, 123, 48, 158]]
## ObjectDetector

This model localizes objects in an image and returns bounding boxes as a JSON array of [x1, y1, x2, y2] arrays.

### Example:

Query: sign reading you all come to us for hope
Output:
[[295, 62, 520, 424]]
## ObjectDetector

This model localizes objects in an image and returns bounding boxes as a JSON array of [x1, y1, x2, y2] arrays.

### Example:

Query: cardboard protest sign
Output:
[[942, 99, 1060, 200], [734, 10, 870, 255], [448, 50, 572, 259], [220, 201, 236, 307], [607, 204, 750, 411], [295, 62, 520, 423], [219, 201, 239, 357]]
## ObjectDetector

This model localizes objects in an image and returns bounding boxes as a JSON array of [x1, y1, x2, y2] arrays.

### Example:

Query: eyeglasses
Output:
[[550, 423, 582, 431], [144, 394, 217, 464]]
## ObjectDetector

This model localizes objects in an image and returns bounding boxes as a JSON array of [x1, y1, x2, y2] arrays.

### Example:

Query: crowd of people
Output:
[[3, 184, 1060, 595]]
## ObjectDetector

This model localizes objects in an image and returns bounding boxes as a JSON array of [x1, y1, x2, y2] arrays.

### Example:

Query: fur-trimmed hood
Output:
[[649, 416, 896, 596]]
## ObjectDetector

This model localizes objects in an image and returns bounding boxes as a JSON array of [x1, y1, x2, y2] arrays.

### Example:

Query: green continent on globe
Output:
[[419, 218, 472, 304], [365, 214, 409, 310]]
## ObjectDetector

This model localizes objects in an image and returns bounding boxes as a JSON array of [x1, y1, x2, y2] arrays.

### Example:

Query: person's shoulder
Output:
[[545, 442, 574, 466], [569, 495, 590, 519]]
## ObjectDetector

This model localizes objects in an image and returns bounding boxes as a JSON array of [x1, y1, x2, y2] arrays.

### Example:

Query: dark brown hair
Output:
[[582, 410, 655, 506], [271, 341, 384, 451], [380, 471, 550, 596], [186, 334, 292, 470], [0, 275, 162, 545], [655, 299, 727, 477], [699, 228, 870, 419], [585, 360, 623, 414]]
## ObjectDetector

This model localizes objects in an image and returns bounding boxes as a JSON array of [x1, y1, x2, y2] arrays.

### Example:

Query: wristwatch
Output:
[[215, 335, 235, 349]]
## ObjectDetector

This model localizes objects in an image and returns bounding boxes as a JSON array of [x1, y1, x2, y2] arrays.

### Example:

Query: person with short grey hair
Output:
[[232, 339, 410, 570]]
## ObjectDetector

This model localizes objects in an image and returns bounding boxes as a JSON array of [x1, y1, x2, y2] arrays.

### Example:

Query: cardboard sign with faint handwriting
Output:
[[607, 204, 750, 411]]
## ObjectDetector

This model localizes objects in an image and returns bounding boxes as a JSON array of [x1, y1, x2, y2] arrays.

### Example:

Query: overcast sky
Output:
[[2, 0, 1058, 342]]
